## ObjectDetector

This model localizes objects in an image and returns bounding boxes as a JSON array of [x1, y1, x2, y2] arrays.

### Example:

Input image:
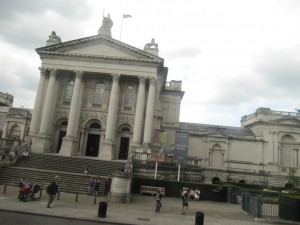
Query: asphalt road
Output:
[[0, 210, 128, 225]]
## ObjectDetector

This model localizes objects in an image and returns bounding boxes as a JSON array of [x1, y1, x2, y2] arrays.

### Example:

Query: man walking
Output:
[[47, 176, 59, 208], [155, 188, 162, 213], [104, 175, 112, 195]]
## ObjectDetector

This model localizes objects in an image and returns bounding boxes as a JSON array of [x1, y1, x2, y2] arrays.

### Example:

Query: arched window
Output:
[[280, 134, 295, 168], [61, 121, 68, 126], [124, 86, 134, 110], [211, 144, 223, 168], [93, 83, 105, 105], [121, 127, 131, 132], [90, 122, 101, 129], [65, 80, 74, 102]]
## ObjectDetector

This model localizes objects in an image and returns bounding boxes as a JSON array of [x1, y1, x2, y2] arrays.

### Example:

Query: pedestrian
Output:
[[83, 164, 90, 176], [87, 176, 95, 194], [194, 188, 200, 201], [181, 187, 189, 215], [47, 176, 59, 208], [155, 188, 162, 213], [22, 150, 29, 160], [18, 177, 27, 199], [93, 176, 101, 204], [104, 175, 112, 195]]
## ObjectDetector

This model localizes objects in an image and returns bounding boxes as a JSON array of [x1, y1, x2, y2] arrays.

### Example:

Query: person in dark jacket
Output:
[[181, 187, 189, 215], [155, 188, 162, 213], [104, 175, 112, 195], [47, 176, 59, 208]]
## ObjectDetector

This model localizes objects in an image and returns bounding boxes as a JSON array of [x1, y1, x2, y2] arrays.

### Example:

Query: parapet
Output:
[[0, 92, 14, 107], [165, 80, 182, 91]]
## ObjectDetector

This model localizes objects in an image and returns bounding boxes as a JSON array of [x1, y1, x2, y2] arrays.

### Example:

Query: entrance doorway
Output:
[[86, 134, 100, 157], [118, 137, 129, 160], [56, 131, 66, 153]]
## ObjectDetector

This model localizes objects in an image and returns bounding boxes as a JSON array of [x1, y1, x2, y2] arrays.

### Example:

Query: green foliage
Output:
[[263, 196, 279, 204], [287, 169, 299, 191]]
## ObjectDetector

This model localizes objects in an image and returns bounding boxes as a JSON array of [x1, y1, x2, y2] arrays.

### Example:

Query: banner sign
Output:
[[150, 129, 167, 162], [174, 131, 189, 164]]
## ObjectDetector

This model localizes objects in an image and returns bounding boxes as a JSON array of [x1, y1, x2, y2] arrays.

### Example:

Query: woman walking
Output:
[[181, 187, 189, 215]]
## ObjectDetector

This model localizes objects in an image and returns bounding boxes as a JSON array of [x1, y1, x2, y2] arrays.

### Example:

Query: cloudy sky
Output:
[[1, 0, 300, 127]]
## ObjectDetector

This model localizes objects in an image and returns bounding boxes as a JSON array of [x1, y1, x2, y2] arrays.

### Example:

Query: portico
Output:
[[29, 17, 166, 160]]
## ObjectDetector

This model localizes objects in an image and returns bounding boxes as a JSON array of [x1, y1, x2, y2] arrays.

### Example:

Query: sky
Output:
[[1, 0, 300, 127]]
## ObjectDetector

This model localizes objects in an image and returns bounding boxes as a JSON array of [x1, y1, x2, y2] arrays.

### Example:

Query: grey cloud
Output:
[[255, 47, 300, 94], [0, 0, 92, 48], [0, 0, 90, 20], [164, 46, 202, 60]]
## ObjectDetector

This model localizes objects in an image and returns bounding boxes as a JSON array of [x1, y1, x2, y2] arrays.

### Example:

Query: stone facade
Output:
[[23, 16, 300, 187]]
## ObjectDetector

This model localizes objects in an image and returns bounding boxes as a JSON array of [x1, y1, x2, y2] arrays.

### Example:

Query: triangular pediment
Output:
[[36, 35, 163, 64]]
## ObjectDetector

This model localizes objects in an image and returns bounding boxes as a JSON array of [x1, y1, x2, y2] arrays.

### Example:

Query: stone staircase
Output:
[[0, 153, 125, 195]]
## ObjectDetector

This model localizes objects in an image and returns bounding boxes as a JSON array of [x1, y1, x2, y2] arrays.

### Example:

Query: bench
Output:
[[140, 185, 165, 197]]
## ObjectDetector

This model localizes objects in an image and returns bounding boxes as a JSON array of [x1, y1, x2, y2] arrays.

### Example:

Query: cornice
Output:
[[36, 35, 164, 64], [36, 51, 161, 64]]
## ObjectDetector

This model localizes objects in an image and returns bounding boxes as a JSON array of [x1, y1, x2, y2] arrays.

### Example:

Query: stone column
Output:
[[132, 76, 146, 145], [105, 74, 120, 141], [29, 67, 47, 136], [31, 69, 57, 153], [39, 69, 57, 135], [100, 74, 120, 160], [59, 71, 84, 156], [143, 77, 156, 146], [66, 71, 84, 138]]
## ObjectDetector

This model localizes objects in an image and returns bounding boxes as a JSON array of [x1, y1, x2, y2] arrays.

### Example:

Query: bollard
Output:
[[3, 184, 7, 194], [195, 211, 204, 225], [98, 201, 108, 218], [75, 193, 79, 202]]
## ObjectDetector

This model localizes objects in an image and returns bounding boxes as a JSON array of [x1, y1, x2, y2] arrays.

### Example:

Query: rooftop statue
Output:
[[46, 31, 61, 46], [144, 38, 158, 50], [48, 31, 61, 43], [98, 13, 113, 37], [101, 13, 113, 29]]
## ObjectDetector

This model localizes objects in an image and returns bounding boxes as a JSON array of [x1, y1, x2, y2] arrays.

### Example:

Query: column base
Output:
[[31, 134, 52, 153], [99, 140, 115, 160], [59, 136, 78, 157]]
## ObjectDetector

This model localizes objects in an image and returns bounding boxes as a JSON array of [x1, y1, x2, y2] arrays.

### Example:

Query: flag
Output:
[[123, 14, 132, 18]]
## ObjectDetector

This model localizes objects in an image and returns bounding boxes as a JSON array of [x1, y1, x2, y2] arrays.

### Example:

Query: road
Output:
[[0, 210, 128, 225]]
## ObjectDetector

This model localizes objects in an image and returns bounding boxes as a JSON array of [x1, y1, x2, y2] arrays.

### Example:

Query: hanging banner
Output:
[[174, 131, 189, 165], [150, 129, 167, 162]]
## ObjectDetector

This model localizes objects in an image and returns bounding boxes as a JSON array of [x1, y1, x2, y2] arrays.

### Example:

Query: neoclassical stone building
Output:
[[27, 15, 299, 187], [30, 16, 181, 162]]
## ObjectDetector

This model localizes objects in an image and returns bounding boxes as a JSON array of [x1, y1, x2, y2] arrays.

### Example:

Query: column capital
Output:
[[111, 73, 120, 82], [138, 76, 146, 85], [49, 68, 58, 77], [74, 70, 85, 79], [38, 67, 47, 76], [148, 77, 157, 85]]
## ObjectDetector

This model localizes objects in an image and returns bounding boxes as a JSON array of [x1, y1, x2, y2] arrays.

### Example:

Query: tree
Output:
[[287, 168, 299, 192]]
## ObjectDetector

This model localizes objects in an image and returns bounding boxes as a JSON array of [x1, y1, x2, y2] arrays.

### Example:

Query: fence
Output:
[[228, 187, 279, 220]]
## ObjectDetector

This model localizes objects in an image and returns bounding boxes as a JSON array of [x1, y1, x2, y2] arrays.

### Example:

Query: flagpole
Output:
[[120, 16, 124, 41], [154, 161, 158, 179], [177, 163, 181, 181]]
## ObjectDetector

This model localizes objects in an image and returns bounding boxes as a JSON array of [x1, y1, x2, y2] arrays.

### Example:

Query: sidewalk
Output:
[[0, 185, 286, 225]]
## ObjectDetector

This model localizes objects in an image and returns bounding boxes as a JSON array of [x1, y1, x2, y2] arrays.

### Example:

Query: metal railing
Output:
[[228, 188, 279, 219]]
